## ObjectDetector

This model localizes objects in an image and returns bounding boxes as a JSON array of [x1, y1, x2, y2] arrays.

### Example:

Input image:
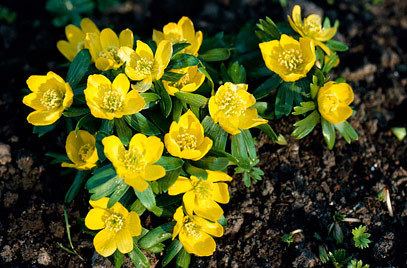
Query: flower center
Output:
[[78, 143, 93, 162], [176, 132, 197, 151], [183, 220, 201, 239], [278, 48, 304, 72], [304, 16, 322, 34], [105, 213, 125, 232], [102, 89, 124, 113], [132, 57, 153, 77], [41, 88, 64, 110], [172, 72, 191, 88], [99, 46, 122, 64], [321, 94, 339, 112], [217, 89, 245, 117], [122, 149, 146, 172], [192, 180, 212, 199]]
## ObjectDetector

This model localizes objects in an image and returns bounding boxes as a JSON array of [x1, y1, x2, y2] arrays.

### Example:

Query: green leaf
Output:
[[155, 80, 172, 117], [130, 199, 146, 215], [128, 246, 149, 268], [256, 17, 281, 41], [113, 251, 124, 268], [335, 121, 358, 143], [89, 177, 124, 200], [185, 163, 208, 179], [124, 113, 161, 136], [292, 110, 320, 139], [107, 183, 129, 208], [33, 125, 55, 137], [292, 101, 316, 115], [114, 118, 132, 146], [231, 131, 256, 169], [326, 39, 349, 52], [256, 124, 286, 144], [227, 61, 246, 83], [65, 171, 86, 204], [156, 156, 184, 171], [162, 239, 183, 267], [86, 164, 116, 189], [157, 168, 182, 192], [172, 42, 191, 56], [162, 71, 185, 82], [352, 225, 371, 249], [140, 92, 160, 108], [198, 63, 214, 91], [201, 116, 228, 151], [275, 84, 298, 118], [174, 92, 208, 107], [66, 49, 91, 88], [134, 186, 156, 211], [321, 118, 336, 149], [63, 107, 89, 117], [138, 222, 174, 250], [199, 48, 231, 62], [176, 248, 191, 268], [194, 156, 229, 171], [168, 53, 199, 69]]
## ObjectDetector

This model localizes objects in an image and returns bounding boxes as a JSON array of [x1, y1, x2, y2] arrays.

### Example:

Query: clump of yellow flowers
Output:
[[23, 7, 356, 267]]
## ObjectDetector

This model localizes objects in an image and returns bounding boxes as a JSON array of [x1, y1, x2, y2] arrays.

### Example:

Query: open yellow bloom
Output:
[[153, 16, 203, 56], [57, 18, 100, 61], [172, 206, 223, 257], [288, 5, 337, 55], [62, 130, 98, 170], [208, 82, 267, 135], [23, 72, 73, 126], [120, 40, 172, 88], [84, 73, 145, 120], [102, 134, 165, 192], [85, 197, 142, 257], [259, 34, 316, 82], [168, 170, 232, 222], [163, 66, 205, 96], [318, 81, 354, 124], [86, 28, 134, 71], [164, 110, 212, 161]]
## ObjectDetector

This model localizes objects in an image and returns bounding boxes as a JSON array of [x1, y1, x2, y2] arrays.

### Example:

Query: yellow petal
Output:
[[206, 170, 233, 182], [211, 182, 230, 204], [135, 40, 154, 61], [26, 75, 48, 92], [335, 83, 354, 104], [299, 37, 316, 73], [85, 208, 109, 230], [173, 206, 185, 223], [179, 228, 216, 257], [152, 29, 164, 44], [63, 84, 74, 108], [125, 177, 149, 192], [119, 29, 134, 48], [280, 34, 299, 49], [168, 176, 193, 195], [115, 228, 133, 254], [100, 28, 119, 50], [65, 24, 84, 45], [193, 216, 224, 237], [89, 197, 109, 208], [291, 5, 303, 26], [164, 133, 182, 158], [57, 40, 76, 61], [85, 32, 102, 61], [144, 136, 164, 163], [194, 137, 212, 161], [27, 110, 62, 126], [182, 191, 195, 216], [194, 198, 223, 222], [179, 17, 195, 42], [121, 89, 145, 115], [112, 73, 130, 95], [102, 135, 125, 166], [95, 57, 113, 71], [238, 108, 268, 130], [143, 164, 166, 181], [80, 18, 99, 34], [94, 229, 117, 257], [153, 40, 173, 80], [126, 211, 142, 236]]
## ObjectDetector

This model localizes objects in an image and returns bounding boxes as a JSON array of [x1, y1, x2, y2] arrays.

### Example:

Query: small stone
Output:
[[37, 248, 51, 265], [0, 143, 11, 165]]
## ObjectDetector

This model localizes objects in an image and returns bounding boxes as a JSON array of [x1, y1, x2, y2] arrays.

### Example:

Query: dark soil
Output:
[[0, 0, 406, 267]]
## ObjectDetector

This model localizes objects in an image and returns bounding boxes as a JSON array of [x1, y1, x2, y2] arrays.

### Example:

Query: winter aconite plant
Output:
[[22, 5, 358, 267]]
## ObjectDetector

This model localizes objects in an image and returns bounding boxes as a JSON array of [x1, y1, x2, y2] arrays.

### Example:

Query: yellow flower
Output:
[[120, 40, 172, 87], [102, 134, 166, 192], [164, 110, 212, 161], [208, 82, 267, 135], [153, 16, 203, 56], [172, 206, 223, 257], [317, 81, 354, 124], [86, 28, 134, 71], [61, 130, 98, 170], [288, 5, 337, 55], [57, 18, 100, 61], [259, 34, 316, 82], [163, 66, 205, 96], [168, 170, 232, 222], [84, 73, 145, 120], [23, 72, 73, 126], [85, 197, 142, 257]]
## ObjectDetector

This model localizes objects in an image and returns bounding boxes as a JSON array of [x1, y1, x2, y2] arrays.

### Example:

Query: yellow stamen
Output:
[[102, 89, 124, 112], [78, 143, 93, 161], [41, 88, 64, 110], [132, 57, 153, 76], [278, 48, 304, 71], [105, 213, 125, 232], [217, 88, 245, 116], [122, 149, 147, 172], [176, 132, 197, 150]]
